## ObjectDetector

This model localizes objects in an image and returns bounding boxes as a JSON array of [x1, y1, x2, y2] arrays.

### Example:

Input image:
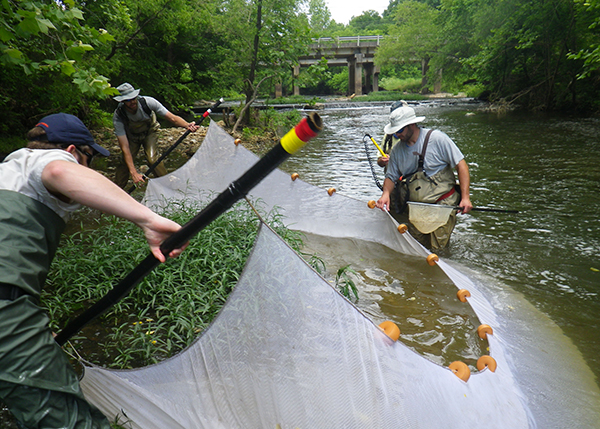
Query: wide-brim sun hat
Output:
[[36, 113, 110, 157], [113, 82, 140, 102], [384, 105, 425, 135]]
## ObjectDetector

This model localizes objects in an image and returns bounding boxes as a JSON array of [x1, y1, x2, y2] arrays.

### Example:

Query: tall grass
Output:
[[43, 199, 305, 369]]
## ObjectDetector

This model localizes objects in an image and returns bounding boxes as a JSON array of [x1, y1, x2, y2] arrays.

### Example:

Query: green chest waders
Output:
[[0, 191, 109, 428]]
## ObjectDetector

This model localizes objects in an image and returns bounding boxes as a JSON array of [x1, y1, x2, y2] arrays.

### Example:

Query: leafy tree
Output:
[[83, 0, 226, 108], [568, 0, 600, 101], [452, 0, 581, 109], [0, 0, 115, 133], [376, 1, 441, 92], [307, 0, 332, 37], [213, 0, 310, 126], [347, 10, 385, 35]]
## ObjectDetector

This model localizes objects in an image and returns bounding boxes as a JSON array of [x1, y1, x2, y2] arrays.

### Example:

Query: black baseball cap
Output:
[[36, 113, 110, 156]]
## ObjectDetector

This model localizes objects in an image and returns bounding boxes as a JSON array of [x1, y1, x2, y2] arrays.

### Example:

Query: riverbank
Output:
[[90, 121, 277, 184]]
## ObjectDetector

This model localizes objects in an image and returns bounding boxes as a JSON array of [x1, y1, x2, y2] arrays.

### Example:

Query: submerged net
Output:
[[80, 120, 600, 428]]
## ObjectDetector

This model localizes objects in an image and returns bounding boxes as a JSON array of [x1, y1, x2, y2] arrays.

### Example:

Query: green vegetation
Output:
[[352, 91, 427, 102], [335, 264, 359, 302], [44, 200, 310, 369], [2, 0, 600, 142], [264, 95, 325, 105]]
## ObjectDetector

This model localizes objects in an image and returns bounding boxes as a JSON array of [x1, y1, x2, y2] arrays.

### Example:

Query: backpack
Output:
[[116, 96, 152, 127]]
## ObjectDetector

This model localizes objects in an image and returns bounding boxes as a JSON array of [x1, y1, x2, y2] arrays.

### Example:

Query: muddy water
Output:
[[281, 100, 600, 386]]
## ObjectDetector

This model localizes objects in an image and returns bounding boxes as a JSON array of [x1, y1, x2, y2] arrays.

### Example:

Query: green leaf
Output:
[[0, 27, 13, 43], [60, 60, 76, 76], [18, 17, 41, 35], [4, 48, 22, 59], [70, 7, 84, 20], [36, 17, 56, 34]]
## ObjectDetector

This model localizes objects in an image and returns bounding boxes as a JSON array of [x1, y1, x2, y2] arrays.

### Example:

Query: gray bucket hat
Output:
[[113, 83, 140, 102], [383, 104, 425, 135]]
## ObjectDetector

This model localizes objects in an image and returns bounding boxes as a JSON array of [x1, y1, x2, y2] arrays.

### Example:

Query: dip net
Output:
[[80, 120, 600, 428]]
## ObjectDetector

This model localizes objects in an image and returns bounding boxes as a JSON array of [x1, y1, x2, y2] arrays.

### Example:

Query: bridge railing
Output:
[[310, 35, 384, 48]]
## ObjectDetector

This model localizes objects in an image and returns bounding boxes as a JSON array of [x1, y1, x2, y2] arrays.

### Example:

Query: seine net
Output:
[[79, 120, 600, 428]]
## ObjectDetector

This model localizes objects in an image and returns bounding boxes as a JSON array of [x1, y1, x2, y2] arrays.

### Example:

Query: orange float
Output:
[[426, 254, 439, 266], [477, 324, 493, 339], [291, 173, 299, 181], [367, 200, 376, 209], [397, 224, 408, 234], [234, 138, 241, 145], [477, 355, 497, 372], [378, 321, 400, 342], [457, 289, 471, 302], [449, 361, 471, 382], [327, 187, 336, 196]]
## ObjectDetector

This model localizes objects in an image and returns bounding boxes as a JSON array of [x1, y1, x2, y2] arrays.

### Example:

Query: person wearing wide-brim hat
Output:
[[375, 102, 473, 249], [112, 82, 199, 188], [377, 101, 426, 170], [0, 113, 187, 427]]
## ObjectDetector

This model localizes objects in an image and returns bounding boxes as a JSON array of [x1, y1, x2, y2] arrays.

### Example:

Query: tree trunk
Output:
[[244, 0, 263, 125]]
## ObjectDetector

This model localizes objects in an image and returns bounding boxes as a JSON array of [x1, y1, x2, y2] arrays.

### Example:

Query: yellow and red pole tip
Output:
[[281, 113, 323, 154]]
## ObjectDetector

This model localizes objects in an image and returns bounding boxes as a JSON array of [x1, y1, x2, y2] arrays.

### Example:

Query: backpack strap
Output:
[[116, 103, 128, 126], [116, 96, 153, 127], [383, 133, 394, 154], [138, 96, 152, 116]]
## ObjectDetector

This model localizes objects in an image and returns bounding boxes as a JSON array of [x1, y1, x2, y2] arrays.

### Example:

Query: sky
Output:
[[325, 0, 390, 25]]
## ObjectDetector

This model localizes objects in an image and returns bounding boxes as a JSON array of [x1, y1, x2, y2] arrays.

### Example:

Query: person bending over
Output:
[[0, 113, 186, 428], [112, 82, 199, 188]]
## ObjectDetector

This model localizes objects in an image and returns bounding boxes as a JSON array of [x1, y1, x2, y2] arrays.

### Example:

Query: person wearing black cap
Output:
[[375, 104, 472, 249], [112, 82, 199, 188], [0, 113, 187, 428]]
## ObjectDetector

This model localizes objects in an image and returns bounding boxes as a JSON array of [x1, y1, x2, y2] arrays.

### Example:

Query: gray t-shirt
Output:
[[385, 127, 464, 181], [112, 96, 170, 136]]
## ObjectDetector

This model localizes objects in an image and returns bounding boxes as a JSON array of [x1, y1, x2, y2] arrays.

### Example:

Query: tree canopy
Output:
[[2, 0, 600, 139]]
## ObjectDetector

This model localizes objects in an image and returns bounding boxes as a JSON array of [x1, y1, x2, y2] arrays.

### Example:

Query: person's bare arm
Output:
[[42, 160, 185, 262], [117, 134, 145, 185], [456, 159, 473, 214], [164, 112, 198, 132], [376, 177, 395, 211]]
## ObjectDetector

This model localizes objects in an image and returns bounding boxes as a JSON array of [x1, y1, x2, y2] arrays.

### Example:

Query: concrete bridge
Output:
[[293, 35, 383, 96]]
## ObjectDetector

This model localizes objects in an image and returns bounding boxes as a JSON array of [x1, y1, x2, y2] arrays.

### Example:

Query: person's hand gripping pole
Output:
[[54, 112, 323, 346]]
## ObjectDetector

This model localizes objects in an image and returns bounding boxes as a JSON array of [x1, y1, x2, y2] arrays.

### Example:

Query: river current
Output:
[[279, 99, 600, 385]]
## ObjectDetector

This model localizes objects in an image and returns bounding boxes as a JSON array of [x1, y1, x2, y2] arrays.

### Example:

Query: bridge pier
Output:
[[348, 55, 361, 95], [296, 36, 383, 97], [348, 55, 380, 96]]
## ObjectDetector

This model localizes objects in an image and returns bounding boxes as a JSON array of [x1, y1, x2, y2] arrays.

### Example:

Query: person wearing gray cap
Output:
[[112, 82, 199, 188], [0, 113, 187, 428], [375, 103, 472, 249]]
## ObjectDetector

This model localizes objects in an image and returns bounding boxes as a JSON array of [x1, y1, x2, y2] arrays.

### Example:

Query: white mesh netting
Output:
[[80, 120, 600, 428], [407, 202, 455, 234]]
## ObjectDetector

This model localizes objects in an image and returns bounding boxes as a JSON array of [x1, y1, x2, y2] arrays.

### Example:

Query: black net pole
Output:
[[55, 112, 323, 346], [125, 98, 224, 194]]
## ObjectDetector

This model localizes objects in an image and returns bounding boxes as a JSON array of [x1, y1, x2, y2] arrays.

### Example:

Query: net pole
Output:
[[55, 112, 323, 346]]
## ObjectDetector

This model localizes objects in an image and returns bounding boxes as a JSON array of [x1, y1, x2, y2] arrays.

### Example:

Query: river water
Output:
[[280, 100, 600, 385]]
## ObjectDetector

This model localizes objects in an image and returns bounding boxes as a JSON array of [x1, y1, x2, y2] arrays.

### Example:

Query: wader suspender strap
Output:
[[414, 129, 434, 173]]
